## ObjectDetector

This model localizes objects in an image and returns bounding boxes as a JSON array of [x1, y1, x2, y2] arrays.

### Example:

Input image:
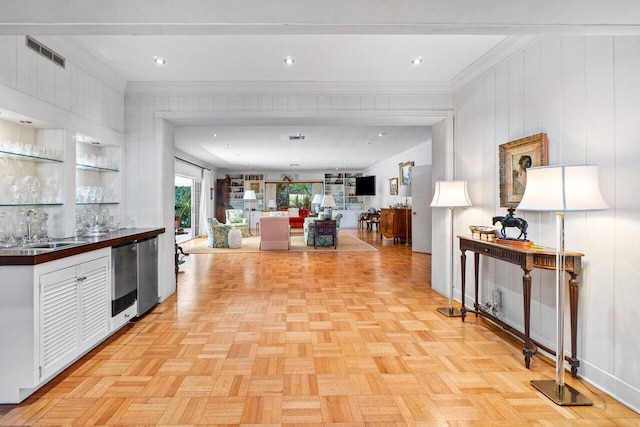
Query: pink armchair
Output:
[[259, 216, 290, 251]]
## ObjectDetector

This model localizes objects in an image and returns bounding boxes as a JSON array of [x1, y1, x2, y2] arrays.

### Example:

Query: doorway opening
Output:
[[175, 175, 197, 244]]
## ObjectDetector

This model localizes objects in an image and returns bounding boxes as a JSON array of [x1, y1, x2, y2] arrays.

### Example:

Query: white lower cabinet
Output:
[[39, 256, 110, 380], [0, 248, 113, 403]]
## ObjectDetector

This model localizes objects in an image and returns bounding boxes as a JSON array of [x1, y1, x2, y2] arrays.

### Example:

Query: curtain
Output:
[[312, 182, 324, 198], [265, 183, 277, 208], [199, 169, 212, 237]]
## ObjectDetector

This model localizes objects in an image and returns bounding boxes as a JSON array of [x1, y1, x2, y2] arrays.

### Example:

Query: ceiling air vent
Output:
[[25, 36, 65, 68], [289, 134, 305, 141]]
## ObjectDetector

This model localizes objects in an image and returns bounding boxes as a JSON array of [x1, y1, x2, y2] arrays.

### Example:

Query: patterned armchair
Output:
[[303, 213, 343, 246], [259, 216, 290, 251], [206, 218, 232, 248], [224, 209, 251, 237]]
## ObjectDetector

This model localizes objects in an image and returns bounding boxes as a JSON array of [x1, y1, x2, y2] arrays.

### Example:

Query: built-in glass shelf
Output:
[[75, 163, 119, 172], [0, 202, 63, 207], [0, 149, 63, 163], [75, 202, 119, 206]]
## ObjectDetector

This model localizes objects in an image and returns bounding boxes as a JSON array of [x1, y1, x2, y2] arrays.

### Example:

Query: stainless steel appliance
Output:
[[111, 242, 137, 316], [136, 237, 158, 316]]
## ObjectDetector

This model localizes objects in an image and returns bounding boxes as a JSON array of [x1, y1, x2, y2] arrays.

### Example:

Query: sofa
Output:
[[288, 208, 310, 228], [225, 209, 251, 237], [259, 216, 290, 251], [303, 213, 343, 247]]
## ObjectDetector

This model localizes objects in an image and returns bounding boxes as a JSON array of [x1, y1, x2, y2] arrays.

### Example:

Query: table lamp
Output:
[[430, 181, 472, 317], [321, 195, 336, 218], [311, 194, 323, 215], [267, 199, 277, 211], [518, 164, 607, 406]]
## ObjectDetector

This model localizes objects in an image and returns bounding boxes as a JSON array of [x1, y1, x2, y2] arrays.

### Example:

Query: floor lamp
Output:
[[243, 190, 257, 232], [398, 184, 411, 244], [518, 165, 607, 406], [430, 181, 472, 317]]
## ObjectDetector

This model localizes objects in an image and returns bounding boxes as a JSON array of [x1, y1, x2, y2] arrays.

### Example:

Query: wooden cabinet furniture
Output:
[[380, 208, 411, 244], [458, 236, 584, 377], [314, 219, 337, 249]]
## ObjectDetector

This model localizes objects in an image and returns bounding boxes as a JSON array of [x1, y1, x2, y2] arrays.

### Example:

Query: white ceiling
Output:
[[61, 33, 506, 171], [5, 1, 637, 172], [175, 125, 433, 172], [65, 34, 507, 83]]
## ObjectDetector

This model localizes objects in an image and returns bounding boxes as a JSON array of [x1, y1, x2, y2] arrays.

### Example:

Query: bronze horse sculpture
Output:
[[492, 207, 528, 240]]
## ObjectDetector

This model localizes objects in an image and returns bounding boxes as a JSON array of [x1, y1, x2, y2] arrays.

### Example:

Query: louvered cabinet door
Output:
[[78, 257, 110, 352], [39, 266, 79, 380]]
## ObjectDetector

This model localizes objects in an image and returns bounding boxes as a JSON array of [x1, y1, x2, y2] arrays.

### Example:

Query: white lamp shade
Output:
[[517, 165, 608, 212], [312, 194, 323, 204], [243, 190, 257, 200], [267, 199, 277, 209], [398, 184, 412, 197], [430, 181, 472, 208], [321, 195, 336, 208]]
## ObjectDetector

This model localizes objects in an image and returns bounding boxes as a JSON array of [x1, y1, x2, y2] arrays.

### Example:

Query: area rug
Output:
[[184, 232, 377, 254]]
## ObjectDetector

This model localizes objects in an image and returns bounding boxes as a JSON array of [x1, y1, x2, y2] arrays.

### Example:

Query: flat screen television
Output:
[[355, 175, 376, 196]]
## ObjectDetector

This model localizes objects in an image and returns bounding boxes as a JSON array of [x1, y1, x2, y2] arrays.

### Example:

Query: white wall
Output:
[[0, 36, 125, 137], [449, 35, 640, 411], [363, 138, 432, 210]]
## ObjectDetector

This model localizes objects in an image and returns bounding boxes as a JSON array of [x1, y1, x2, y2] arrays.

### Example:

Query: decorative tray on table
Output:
[[469, 225, 497, 241]]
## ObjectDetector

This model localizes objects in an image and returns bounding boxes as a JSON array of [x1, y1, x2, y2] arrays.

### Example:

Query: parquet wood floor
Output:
[[1, 229, 638, 426]]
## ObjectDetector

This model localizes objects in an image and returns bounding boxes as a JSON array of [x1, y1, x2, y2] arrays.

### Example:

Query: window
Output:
[[276, 183, 312, 209]]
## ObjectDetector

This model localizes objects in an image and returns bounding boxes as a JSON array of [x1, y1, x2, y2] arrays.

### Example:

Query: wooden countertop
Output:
[[0, 228, 166, 266]]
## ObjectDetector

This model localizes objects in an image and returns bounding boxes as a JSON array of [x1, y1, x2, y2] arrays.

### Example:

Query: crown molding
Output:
[[126, 80, 452, 97], [450, 35, 540, 93]]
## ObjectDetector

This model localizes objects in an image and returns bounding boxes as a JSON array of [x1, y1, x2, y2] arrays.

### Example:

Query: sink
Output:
[[21, 240, 88, 249], [0, 240, 89, 252]]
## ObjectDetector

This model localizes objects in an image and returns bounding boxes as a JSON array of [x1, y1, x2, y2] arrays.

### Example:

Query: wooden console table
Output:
[[314, 220, 337, 249], [458, 236, 584, 378]]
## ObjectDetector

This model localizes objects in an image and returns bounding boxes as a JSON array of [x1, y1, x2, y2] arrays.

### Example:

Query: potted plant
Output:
[[174, 205, 184, 229]]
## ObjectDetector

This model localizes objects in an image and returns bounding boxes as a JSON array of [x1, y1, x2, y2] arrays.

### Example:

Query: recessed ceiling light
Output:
[[411, 57, 423, 65], [378, 133, 386, 137], [212, 133, 217, 137], [154, 56, 166, 65], [284, 56, 295, 65]]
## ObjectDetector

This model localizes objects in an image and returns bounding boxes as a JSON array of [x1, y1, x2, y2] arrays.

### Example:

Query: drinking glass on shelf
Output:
[[13, 209, 28, 245], [0, 211, 10, 245]]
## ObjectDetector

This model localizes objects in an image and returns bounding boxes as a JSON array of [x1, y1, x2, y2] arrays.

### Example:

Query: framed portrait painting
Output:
[[399, 161, 414, 186], [499, 133, 548, 207], [389, 178, 398, 195]]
